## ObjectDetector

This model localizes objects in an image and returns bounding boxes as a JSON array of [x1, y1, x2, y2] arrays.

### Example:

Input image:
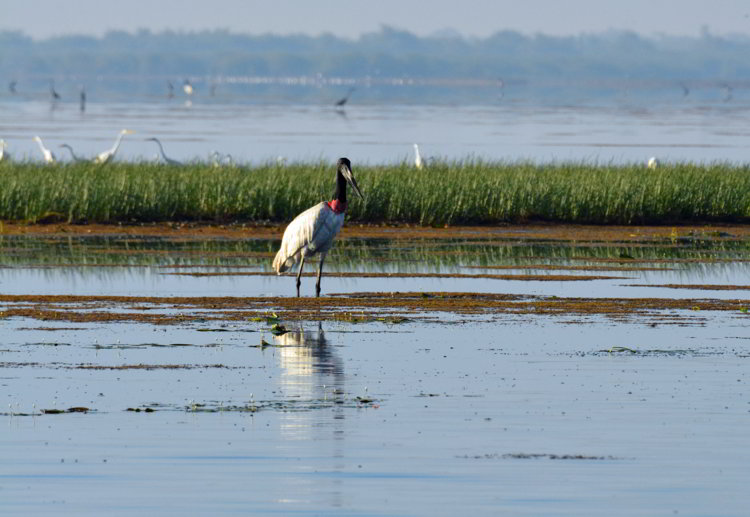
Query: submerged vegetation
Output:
[[2, 160, 750, 225]]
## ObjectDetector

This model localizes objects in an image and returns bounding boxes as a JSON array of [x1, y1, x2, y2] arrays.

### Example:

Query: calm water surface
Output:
[[3, 99, 750, 165], [1, 235, 749, 515]]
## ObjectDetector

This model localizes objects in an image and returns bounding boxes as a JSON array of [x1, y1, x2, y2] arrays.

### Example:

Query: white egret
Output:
[[59, 144, 86, 162], [146, 137, 182, 165], [413, 143, 425, 169], [94, 129, 135, 164], [183, 79, 194, 96], [0, 139, 7, 161], [647, 157, 660, 169], [273, 157, 363, 297], [210, 151, 233, 167], [33, 136, 56, 164]]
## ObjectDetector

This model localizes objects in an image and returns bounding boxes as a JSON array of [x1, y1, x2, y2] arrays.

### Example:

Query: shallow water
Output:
[[1, 233, 749, 516], [3, 100, 750, 165], [2, 233, 750, 299]]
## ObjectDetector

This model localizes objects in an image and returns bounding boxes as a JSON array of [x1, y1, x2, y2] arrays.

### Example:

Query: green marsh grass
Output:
[[1, 160, 750, 225]]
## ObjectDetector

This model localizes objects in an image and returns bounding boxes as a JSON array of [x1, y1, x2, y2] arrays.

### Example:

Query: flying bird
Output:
[[273, 157, 363, 297], [33, 136, 57, 164], [146, 137, 182, 165], [94, 129, 135, 164], [335, 87, 355, 107]]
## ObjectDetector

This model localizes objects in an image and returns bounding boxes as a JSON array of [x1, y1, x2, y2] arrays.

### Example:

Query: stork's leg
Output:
[[296, 255, 306, 297], [315, 253, 327, 298]]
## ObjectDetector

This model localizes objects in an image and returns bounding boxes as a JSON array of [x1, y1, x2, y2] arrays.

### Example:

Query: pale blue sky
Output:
[[3, 0, 750, 39]]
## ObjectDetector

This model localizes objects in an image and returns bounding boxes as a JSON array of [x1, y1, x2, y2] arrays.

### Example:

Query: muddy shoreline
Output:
[[3, 221, 750, 242]]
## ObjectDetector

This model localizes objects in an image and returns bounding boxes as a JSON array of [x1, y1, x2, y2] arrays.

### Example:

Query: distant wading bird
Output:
[[0, 139, 7, 161], [49, 79, 60, 101], [33, 136, 56, 164], [273, 157, 363, 297], [413, 143, 425, 169], [94, 129, 135, 164], [59, 143, 86, 162], [146, 137, 182, 165]]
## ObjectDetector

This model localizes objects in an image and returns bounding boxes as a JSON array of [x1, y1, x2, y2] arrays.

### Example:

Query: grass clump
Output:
[[1, 159, 750, 225]]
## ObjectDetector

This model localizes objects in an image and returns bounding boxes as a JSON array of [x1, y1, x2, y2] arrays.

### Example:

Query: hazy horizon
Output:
[[3, 0, 750, 41]]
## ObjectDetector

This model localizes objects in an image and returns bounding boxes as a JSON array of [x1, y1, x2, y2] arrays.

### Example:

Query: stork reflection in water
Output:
[[273, 323, 345, 440]]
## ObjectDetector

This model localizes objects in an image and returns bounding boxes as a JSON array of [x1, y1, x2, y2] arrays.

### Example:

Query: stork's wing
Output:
[[273, 202, 330, 273]]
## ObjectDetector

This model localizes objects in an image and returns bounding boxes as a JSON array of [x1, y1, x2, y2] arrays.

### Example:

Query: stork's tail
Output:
[[273, 249, 296, 274]]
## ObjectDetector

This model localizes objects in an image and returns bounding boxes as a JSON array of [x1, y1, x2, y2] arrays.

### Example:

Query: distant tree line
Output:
[[1, 26, 748, 103]]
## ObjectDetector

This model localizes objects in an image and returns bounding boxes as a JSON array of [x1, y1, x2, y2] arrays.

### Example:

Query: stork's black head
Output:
[[334, 157, 363, 202]]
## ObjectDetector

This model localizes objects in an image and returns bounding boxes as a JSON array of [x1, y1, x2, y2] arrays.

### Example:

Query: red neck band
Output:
[[327, 199, 347, 214]]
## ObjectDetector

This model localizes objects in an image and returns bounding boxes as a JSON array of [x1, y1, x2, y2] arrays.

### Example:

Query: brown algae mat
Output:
[[1, 292, 748, 326], [3, 221, 750, 243]]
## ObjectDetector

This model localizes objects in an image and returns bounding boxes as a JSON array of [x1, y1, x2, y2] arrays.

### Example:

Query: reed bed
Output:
[[1, 160, 750, 225]]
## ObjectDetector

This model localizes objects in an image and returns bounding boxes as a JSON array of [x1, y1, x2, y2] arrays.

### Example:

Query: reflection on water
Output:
[[3, 234, 750, 291], [273, 323, 347, 510], [274, 323, 345, 441]]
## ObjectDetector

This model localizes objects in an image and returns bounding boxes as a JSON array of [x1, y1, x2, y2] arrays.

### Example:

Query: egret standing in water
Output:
[[183, 79, 194, 96], [146, 137, 182, 165], [94, 129, 135, 164], [273, 157, 363, 297], [413, 143, 425, 169], [33, 136, 56, 164]]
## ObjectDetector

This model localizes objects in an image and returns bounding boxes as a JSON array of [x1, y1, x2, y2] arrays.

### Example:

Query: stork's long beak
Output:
[[341, 164, 363, 199]]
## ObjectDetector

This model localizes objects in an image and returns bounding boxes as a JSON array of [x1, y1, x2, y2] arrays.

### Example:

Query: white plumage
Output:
[[273, 157, 363, 297], [94, 129, 135, 164], [273, 201, 345, 274], [413, 143, 424, 169], [33, 136, 56, 164]]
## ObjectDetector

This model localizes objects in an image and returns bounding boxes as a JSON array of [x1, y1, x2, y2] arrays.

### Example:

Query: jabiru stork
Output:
[[273, 157, 363, 297]]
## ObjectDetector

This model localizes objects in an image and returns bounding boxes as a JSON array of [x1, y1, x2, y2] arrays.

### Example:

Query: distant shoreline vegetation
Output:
[[1, 161, 749, 225], [1, 27, 749, 104]]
